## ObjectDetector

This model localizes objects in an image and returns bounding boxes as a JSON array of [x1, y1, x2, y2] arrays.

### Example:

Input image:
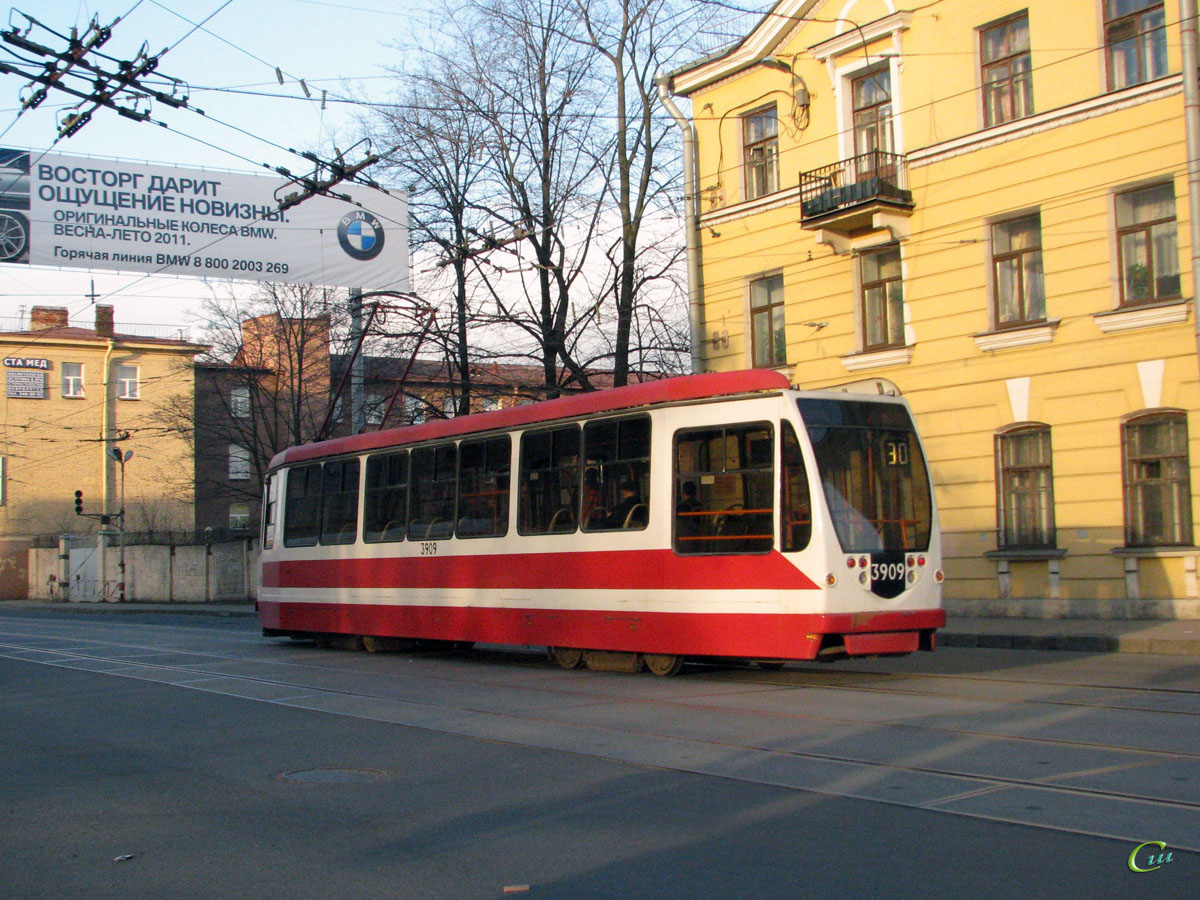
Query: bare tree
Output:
[[574, 0, 710, 384], [365, 60, 497, 416], [166, 284, 352, 530]]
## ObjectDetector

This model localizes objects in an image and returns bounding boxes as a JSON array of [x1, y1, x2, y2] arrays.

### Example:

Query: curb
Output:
[[940, 631, 1200, 656]]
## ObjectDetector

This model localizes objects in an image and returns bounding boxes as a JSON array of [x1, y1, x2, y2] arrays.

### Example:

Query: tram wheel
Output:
[[754, 661, 786, 671], [362, 635, 388, 653], [643, 653, 684, 677], [550, 646, 585, 669]]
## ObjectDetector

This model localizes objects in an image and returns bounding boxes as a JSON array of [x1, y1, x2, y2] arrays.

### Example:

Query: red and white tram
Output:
[[258, 369, 944, 674]]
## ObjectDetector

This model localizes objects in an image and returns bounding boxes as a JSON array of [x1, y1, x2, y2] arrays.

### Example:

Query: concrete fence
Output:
[[26, 537, 259, 603]]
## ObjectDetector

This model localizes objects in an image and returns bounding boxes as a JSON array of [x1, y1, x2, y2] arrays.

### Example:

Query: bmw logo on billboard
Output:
[[337, 210, 385, 261]]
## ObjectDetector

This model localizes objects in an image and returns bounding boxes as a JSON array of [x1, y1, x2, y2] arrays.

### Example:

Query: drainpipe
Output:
[[656, 73, 705, 374], [1182, 0, 1200, 381]]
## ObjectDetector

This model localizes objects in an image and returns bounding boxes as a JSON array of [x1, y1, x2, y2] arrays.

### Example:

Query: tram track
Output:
[[4, 616, 1200, 851]]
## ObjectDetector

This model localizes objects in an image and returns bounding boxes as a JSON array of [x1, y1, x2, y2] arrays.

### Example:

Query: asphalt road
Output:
[[1, 609, 1196, 899]]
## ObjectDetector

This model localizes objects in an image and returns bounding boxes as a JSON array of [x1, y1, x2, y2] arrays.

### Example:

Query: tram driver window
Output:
[[674, 423, 774, 555], [582, 416, 650, 531]]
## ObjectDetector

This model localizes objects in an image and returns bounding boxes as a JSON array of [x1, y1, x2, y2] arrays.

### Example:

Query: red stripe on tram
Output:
[[261, 549, 820, 592]]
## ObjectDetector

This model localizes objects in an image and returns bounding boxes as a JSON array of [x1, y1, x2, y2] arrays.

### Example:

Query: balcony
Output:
[[799, 151, 914, 235]]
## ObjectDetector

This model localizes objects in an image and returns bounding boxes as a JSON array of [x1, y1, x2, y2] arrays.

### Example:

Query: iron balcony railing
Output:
[[799, 150, 913, 221]]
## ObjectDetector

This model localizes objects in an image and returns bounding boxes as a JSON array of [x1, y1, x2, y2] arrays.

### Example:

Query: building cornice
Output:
[[807, 11, 913, 61], [909, 76, 1181, 170], [0, 332, 204, 354], [671, 0, 821, 95]]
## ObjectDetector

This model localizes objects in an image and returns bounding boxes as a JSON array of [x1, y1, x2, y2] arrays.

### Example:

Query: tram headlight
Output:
[[825, 573, 837, 587], [935, 569, 945, 583]]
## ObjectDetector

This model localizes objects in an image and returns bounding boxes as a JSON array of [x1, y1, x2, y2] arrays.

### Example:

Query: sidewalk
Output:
[[4, 599, 1200, 656]]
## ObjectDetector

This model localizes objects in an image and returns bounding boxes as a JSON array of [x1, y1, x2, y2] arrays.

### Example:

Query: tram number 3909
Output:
[[420, 542, 438, 556], [871, 561, 905, 582]]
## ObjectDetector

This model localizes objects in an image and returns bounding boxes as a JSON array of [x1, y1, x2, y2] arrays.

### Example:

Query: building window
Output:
[[228, 444, 251, 481], [1105, 0, 1167, 91], [62, 362, 84, 398], [403, 394, 424, 425], [981, 13, 1033, 127], [1116, 183, 1180, 306], [365, 394, 385, 426], [116, 365, 139, 399], [231, 387, 250, 418], [1123, 411, 1192, 546], [743, 105, 778, 200], [749, 274, 786, 368], [996, 425, 1055, 548], [860, 245, 904, 351], [853, 67, 893, 159], [229, 503, 250, 529], [992, 213, 1045, 328]]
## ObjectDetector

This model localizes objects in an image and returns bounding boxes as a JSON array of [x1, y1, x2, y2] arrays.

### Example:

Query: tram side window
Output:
[[283, 464, 322, 547], [458, 436, 511, 537], [320, 459, 360, 545], [519, 425, 581, 534], [674, 423, 774, 555], [582, 416, 651, 531], [363, 451, 409, 542], [409, 444, 457, 540], [781, 422, 812, 552]]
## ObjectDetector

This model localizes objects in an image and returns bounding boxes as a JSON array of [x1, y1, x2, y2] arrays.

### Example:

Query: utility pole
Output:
[[349, 288, 365, 433]]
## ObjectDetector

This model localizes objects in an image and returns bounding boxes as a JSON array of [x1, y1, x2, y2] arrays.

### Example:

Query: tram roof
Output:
[[269, 369, 792, 469]]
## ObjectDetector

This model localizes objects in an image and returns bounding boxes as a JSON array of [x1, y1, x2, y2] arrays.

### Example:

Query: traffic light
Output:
[[74, 490, 83, 515]]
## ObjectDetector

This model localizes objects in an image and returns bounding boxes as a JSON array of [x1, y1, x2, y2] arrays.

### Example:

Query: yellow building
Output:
[[0, 305, 204, 540], [666, 0, 1200, 616]]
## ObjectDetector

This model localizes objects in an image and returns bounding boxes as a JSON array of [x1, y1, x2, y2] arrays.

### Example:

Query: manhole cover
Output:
[[277, 767, 388, 784]]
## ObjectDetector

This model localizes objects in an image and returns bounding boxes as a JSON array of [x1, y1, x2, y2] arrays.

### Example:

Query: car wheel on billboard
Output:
[[0, 211, 27, 261]]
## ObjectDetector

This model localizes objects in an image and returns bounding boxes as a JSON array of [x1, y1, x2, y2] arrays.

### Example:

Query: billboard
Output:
[[0, 148, 408, 289]]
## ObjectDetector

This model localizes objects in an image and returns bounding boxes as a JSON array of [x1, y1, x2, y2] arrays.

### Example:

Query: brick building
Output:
[[193, 312, 610, 534], [0, 305, 204, 540]]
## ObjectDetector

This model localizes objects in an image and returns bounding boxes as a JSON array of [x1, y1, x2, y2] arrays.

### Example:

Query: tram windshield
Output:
[[797, 398, 933, 553]]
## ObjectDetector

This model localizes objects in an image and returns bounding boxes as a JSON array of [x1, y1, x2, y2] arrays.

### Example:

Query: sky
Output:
[[0, 0, 439, 339]]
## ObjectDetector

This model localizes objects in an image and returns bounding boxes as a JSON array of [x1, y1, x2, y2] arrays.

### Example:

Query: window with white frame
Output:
[[62, 362, 84, 398], [743, 105, 779, 201], [229, 502, 251, 529], [1116, 182, 1180, 306], [116, 365, 139, 399], [404, 394, 425, 425], [231, 386, 250, 418], [749, 273, 786, 368], [996, 425, 1055, 549], [1123, 411, 1192, 546], [365, 394, 385, 425], [992, 213, 1046, 329], [1105, 0, 1167, 91], [859, 245, 904, 351], [228, 444, 251, 481], [980, 12, 1033, 127]]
